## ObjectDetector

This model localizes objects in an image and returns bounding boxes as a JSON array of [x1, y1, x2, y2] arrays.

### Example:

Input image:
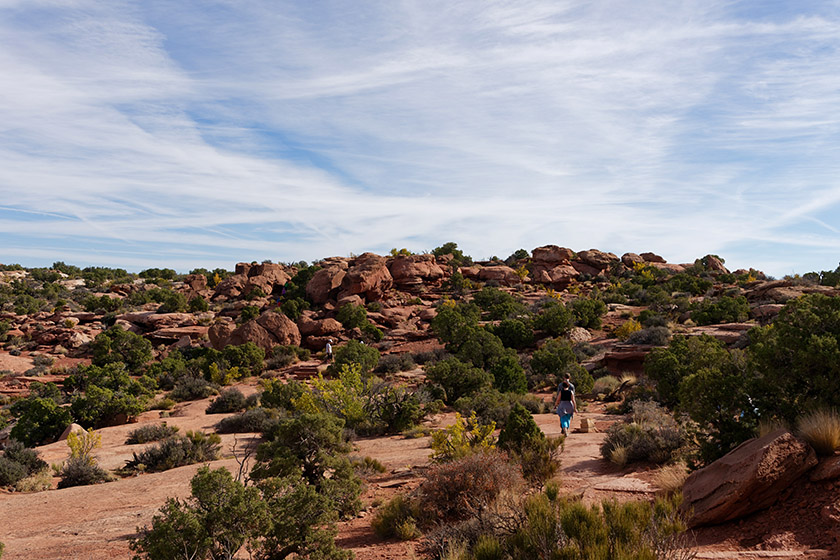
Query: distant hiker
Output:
[[325, 339, 333, 361], [554, 379, 576, 436]]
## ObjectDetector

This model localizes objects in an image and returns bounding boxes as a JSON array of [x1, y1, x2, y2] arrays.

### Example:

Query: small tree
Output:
[[91, 326, 153, 372]]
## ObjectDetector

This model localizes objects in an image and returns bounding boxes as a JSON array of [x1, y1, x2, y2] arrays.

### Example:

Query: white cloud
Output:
[[0, 0, 839, 275]]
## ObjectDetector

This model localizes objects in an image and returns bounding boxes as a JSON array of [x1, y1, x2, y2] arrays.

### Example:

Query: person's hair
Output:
[[563, 373, 571, 380], [561, 381, 570, 389]]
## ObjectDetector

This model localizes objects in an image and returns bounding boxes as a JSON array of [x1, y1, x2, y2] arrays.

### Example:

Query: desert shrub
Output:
[[626, 326, 672, 346], [266, 344, 310, 369], [615, 318, 642, 340], [528, 338, 577, 390], [371, 494, 419, 540], [0, 456, 28, 487], [126, 423, 179, 444], [375, 353, 416, 374], [58, 455, 110, 488], [350, 455, 387, 476], [329, 340, 380, 375], [411, 347, 448, 365], [336, 303, 368, 329], [691, 294, 749, 325], [188, 295, 209, 313], [472, 287, 525, 320], [600, 402, 687, 465], [170, 375, 217, 402], [155, 290, 187, 313], [206, 388, 247, 414], [14, 468, 52, 492], [425, 357, 492, 404], [82, 294, 124, 313], [239, 305, 260, 323], [797, 409, 840, 456], [748, 294, 840, 424], [490, 318, 534, 350], [260, 378, 306, 411], [70, 384, 146, 428], [654, 463, 689, 496], [130, 466, 270, 560], [644, 334, 733, 407], [593, 375, 621, 396], [569, 296, 607, 329], [431, 301, 481, 347], [430, 412, 496, 462], [280, 296, 309, 320], [125, 431, 221, 473], [361, 321, 385, 342], [638, 309, 668, 327], [90, 325, 153, 372], [9, 396, 73, 446], [58, 429, 110, 488], [433, 242, 472, 267], [417, 450, 523, 524], [251, 412, 361, 518], [498, 403, 562, 485], [216, 407, 277, 434], [2, 439, 48, 475], [533, 300, 574, 336], [488, 351, 527, 394]]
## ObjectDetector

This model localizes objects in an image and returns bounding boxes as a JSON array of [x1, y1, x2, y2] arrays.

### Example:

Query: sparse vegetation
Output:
[[797, 409, 840, 456]]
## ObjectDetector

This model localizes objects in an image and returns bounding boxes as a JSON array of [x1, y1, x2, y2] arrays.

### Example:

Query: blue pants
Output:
[[560, 413, 573, 430]]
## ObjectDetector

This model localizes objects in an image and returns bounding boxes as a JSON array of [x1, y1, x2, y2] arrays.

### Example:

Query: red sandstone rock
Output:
[[640, 252, 666, 263], [621, 253, 645, 267], [297, 316, 342, 337], [388, 255, 446, 292], [577, 249, 618, 270], [532, 245, 575, 264], [256, 311, 301, 347], [208, 320, 236, 349], [682, 429, 818, 527], [339, 253, 393, 301], [477, 265, 520, 286], [306, 266, 347, 304]]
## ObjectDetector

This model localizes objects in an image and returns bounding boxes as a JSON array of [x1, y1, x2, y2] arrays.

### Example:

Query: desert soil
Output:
[[0, 386, 835, 560]]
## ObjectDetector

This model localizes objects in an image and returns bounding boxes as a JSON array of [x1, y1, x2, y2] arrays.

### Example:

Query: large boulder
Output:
[[208, 320, 236, 349], [576, 249, 619, 270], [297, 316, 343, 337], [306, 266, 347, 304], [681, 429, 818, 527], [535, 264, 578, 287], [213, 274, 248, 299], [621, 253, 645, 267], [245, 263, 291, 296], [339, 253, 393, 301], [477, 265, 520, 286], [388, 254, 446, 292], [640, 252, 666, 263], [118, 312, 197, 330], [532, 245, 575, 265], [256, 311, 302, 347]]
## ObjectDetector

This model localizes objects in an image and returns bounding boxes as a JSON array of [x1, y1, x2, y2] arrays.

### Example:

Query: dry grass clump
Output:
[[15, 468, 52, 492], [609, 445, 628, 467], [654, 462, 689, 496], [797, 409, 840, 456], [757, 418, 788, 438]]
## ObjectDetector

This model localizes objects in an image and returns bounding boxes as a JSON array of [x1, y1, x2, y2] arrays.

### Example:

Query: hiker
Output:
[[554, 379, 577, 436], [325, 339, 333, 361]]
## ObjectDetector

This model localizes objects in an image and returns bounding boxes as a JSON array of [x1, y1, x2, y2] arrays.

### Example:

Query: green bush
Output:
[[374, 353, 416, 374], [491, 319, 535, 350], [417, 450, 522, 525], [130, 466, 270, 560], [425, 357, 492, 404], [528, 338, 578, 390], [280, 297, 309, 320], [188, 296, 209, 313], [454, 389, 546, 428], [329, 340, 380, 375], [644, 334, 732, 407], [91, 326, 153, 372], [170, 375, 217, 402], [488, 351, 527, 394], [126, 423, 179, 444], [569, 296, 607, 329], [156, 290, 187, 313], [82, 294, 123, 313], [266, 345, 310, 369], [260, 379, 306, 411], [70, 384, 146, 428], [600, 401, 688, 466], [239, 305, 260, 322], [431, 301, 481, 347], [432, 242, 472, 267], [57, 455, 111, 488], [472, 287, 525, 320], [206, 388, 246, 414], [498, 403, 561, 485], [691, 294, 749, 325], [625, 326, 671, 346], [371, 494, 418, 539], [9, 396, 73, 446], [533, 300, 574, 336], [336, 303, 368, 329], [125, 431, 221, 473], [0, 456, 28, 487], [216, 407, 277, 434]]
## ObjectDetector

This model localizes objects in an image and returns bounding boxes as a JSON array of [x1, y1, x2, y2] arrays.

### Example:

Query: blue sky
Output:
[[1, 0, 839, 277]]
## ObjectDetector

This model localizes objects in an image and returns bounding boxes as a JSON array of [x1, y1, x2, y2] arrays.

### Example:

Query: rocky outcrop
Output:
[[218, 311, 302, 351], [339, 253, 393, 301], [306, 266, 347, 304], [213, 274, 248, 299], [576, 249, 619, 270], [214, 263, 292, 300], [621, 253, 645, 267], [388, 255, 446, 292], [477, 265, 520, 286], [118, 312, 197, 330], [297, 316, 343, 337], [531, 246, 577, 287], [640, 252, 665, 263], [208, 320, 236, 349], [681, 429, 818, 527]]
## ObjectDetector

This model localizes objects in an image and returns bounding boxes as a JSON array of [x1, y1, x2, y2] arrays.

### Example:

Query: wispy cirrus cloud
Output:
[[1, 0, 839, 275]]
